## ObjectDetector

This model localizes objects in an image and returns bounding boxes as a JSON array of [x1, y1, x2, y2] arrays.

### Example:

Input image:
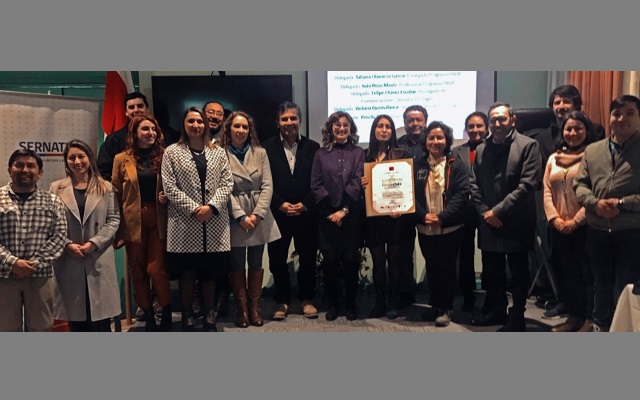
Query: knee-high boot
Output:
[[230, 271, 249, 328], [143, 307, 157, 332], [247, 269, 264, 327]]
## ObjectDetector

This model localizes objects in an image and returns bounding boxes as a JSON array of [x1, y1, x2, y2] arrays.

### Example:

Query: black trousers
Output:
[[268, 215, 318, 305], [321, 248, 359, 307], [418, 229, 463, 311], [481, 250, 531, 316], [549, 226, 592, 319]]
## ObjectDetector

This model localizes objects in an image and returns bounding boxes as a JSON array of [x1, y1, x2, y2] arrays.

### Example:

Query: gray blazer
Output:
[[162, 143, 233, 253], [49, 178, 121, 321], [227, 146, 281, 247]]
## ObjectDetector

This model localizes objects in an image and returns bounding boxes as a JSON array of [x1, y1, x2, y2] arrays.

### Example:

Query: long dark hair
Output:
[[366, 114, 398, 162], [178, 107, 216, 149]]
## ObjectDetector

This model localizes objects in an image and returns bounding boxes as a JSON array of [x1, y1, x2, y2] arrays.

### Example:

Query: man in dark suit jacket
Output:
[[469, 103, 542, 332], [263, 101, 320, 320]]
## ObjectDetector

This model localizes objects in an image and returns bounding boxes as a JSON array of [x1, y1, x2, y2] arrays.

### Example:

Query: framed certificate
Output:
[[364, 158, 415, 217]]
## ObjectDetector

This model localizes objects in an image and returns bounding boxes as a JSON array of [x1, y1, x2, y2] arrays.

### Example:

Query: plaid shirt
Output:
[[0, 183, 67, 278]]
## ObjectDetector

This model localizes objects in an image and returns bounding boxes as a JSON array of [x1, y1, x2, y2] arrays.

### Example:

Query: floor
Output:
[[123, 289, 564, 333]]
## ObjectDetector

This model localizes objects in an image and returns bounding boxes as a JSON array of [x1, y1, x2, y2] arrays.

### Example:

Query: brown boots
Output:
[[230, 271, 249, 328], [247, 270, 264, 326], [230, 270, 264, 328]]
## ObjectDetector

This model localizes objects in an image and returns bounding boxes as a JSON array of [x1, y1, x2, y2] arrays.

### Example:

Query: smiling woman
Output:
[[413, 121, 470, 327], [311, 111, 365, 321], [49, 139, 121, 332], [161, 107, 234, 332], [219, 111, 281, 328], [112, 114, 172, 332]]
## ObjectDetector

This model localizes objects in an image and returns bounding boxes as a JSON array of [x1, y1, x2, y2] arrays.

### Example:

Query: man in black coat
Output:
[[97, 91, 149, 181], [469, 103, 542, 331], [263, 101, 320, 320]]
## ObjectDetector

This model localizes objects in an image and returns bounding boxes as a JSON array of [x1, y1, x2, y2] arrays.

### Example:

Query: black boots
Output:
[[181, 311, 195, 332], [143, 307, 157, 332], [159, 306, 172, 332], [202, 308, 217, 332]]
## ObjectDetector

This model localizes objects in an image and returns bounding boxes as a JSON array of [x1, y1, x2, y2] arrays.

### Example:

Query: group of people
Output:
[[2, 85, 639, 333]]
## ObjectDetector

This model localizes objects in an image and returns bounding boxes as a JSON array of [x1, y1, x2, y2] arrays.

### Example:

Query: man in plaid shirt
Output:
[[0, 149, 67, 331]]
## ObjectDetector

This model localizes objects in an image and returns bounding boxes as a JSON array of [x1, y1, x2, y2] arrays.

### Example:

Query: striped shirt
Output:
[[0, 184, 68, 278]]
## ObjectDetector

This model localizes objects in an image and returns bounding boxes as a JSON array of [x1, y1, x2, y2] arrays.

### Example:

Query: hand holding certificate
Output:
[[363, 158, 415, 217]]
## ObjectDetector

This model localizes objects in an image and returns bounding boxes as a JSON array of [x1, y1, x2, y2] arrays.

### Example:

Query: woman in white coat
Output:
[[50, 139, 121, 332], [220, 111, 281, 328]]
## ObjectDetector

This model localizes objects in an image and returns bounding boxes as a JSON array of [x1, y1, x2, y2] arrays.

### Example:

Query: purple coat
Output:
[[311, 143, 365, 208]]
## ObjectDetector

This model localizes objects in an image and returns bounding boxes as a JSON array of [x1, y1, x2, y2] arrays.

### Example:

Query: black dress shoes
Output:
[[325, 307, 339, 321], [345, 308, 358, 321], [496, 320, 527, 332], [470, 312, 508, 326]]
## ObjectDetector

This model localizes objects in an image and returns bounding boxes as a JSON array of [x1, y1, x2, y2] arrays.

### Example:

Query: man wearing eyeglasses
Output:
[[469, 103, 542, 332], [203, 101, 226, 143]]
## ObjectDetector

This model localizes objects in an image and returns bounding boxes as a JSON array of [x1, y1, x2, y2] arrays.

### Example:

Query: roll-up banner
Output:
[[0, 90, 100, 190]]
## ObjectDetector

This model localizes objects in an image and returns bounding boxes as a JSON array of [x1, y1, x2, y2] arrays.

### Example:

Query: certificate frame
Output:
[[364, 158, 415, 217]]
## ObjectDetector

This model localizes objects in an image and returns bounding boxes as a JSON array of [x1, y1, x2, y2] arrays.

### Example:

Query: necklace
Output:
[[190, 147, 205, 156]]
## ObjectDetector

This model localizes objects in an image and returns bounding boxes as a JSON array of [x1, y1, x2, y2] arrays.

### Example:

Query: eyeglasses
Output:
[[205, 110, 224, 117], [489, 116, 509, 124], [333, 123, 350, 129]]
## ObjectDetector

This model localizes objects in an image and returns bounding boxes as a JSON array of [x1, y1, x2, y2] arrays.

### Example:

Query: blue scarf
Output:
[[229, 143, 250, 163]]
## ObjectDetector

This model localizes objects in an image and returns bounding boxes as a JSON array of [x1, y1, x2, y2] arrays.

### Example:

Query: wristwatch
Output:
[[341, 206, 350, 215], [618, 198, 625, 210]]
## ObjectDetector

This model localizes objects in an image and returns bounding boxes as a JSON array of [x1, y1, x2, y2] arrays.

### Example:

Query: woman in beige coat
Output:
[[50, 139, 121, 332], [220, 111, 281, 328]]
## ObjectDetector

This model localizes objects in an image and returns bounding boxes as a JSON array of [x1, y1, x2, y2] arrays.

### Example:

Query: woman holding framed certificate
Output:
[[361, 115, 411, 319]]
